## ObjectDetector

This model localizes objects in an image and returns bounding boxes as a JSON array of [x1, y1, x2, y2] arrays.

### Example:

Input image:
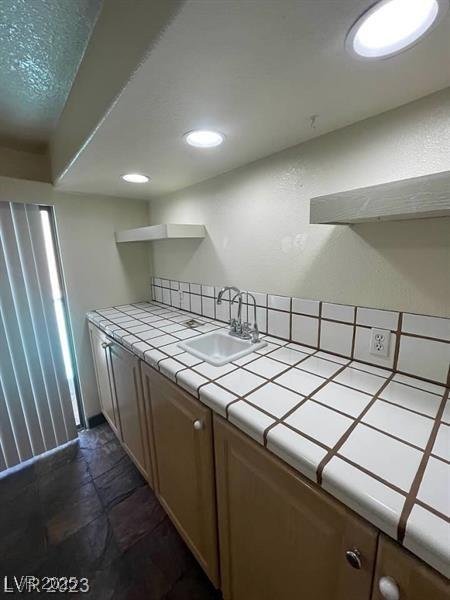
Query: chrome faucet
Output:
[[217, 286, 242, 335], [244, 292, 260, 343], [230, 291, 244, 334], [217, 286, 240, 304], [217, 286, 261, 343]]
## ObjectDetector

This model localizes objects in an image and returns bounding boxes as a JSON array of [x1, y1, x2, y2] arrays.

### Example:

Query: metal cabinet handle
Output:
[[379, 576, 400, 600], [101, 341, 113, 349], [345, 548, 362, 570], [193, 419, 203, 431]]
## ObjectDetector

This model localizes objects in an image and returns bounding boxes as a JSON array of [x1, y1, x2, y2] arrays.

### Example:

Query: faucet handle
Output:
[[251, 323, 260, 343], [242, 292, 260, 343], [240, 322, 253, 340]]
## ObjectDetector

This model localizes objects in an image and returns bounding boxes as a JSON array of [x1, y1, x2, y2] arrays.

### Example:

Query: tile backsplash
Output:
[[151, 277, 450, 387]]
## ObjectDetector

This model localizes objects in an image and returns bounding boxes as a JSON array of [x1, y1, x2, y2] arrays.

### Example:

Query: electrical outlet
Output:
[[370, 328, 390, 357]]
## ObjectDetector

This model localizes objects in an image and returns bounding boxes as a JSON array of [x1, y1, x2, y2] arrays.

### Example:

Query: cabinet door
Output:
[[109, 342, 152, 484], [214, 415, 377, 600], [143, 364, 219, 586], [372, 535, 449, 600], [88, 323, 120, 437]]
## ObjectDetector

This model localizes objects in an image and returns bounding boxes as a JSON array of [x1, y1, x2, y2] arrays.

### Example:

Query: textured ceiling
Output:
[[56, 0, 450, 199], [0, 0, 102, 151]]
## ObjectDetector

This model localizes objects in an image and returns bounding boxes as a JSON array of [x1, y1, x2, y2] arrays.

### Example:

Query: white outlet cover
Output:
[[370, 328, 391, 357]]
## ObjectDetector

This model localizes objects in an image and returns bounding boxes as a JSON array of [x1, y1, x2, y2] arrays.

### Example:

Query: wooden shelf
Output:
[[115, 224, 205, 243], [310, 171, 450, 224]]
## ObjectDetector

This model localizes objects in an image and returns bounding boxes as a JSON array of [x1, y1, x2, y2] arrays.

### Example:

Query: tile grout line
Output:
[[289, 297, 293, 343], [392, 312, 403, 373], [326, 452, 408, 497], [222, 350, 323, 420], [317, 301, 322, 348], [170, 337, 296, 397], [261, 362, 350, 445], [92, 306, 210, 370], [350, 305, 357, 359], [154, 280, 449, 334], [220, 352, 316, 418], [92, 303, 448, 411], [340, 418, 433, 454], [413, 498, 449, 522], [90, 304, 448, 392], [396, 387, 449, 543], [172, 336, 295, 396], [91, 305, 448, 418], [95, 304, 288, 392], [152, 280, 450, 381], [144, 291, 450, 393], [315, 372, 396, 485], [125, 303, 223, 347], [91, 302, 449, 528], [376, 396, 438, 420], [93, 315, 440, 463]]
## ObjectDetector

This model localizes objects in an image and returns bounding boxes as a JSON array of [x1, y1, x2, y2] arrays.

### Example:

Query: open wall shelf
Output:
[[115, 224, 205, 243], [310, 171, 450, 224]]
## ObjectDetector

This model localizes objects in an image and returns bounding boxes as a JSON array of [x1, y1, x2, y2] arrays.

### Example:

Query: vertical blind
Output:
[[0, 201, 77, 472]]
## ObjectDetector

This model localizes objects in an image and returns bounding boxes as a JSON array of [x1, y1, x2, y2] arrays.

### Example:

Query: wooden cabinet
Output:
[[108, 341, 152, 484], [372, 535, 449, 600], [88, 325, 152, 484], [142, 363, 219, 586], [89, 323, 448, 599], [214, 415, 378, 600], [88, 323, 120, 438]]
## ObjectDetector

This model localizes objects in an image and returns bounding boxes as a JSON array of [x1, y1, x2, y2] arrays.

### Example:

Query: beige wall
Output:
[[0, 146, 50, 183], [0, 176, 150, 419], [149, 88, 450, 317]]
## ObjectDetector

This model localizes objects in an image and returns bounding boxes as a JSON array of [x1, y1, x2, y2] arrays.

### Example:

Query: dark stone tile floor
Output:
[[0, 424, 221, 599]]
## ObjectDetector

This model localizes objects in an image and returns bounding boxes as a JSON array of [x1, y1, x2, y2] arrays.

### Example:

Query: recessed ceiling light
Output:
[[346, 0, 448, 59], [122, 173, 150, 183], [184, 130, 225, 148]]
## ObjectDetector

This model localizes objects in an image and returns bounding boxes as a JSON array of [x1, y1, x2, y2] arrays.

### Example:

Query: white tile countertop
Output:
[[87, 301, 450, 578]]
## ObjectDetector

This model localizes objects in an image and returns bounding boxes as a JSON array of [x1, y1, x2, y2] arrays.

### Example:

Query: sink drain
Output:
[[182, 319, 204, 328]]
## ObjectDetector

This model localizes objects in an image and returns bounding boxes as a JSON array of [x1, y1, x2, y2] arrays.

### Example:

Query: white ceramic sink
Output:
[[178, 330, 266, 366]]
